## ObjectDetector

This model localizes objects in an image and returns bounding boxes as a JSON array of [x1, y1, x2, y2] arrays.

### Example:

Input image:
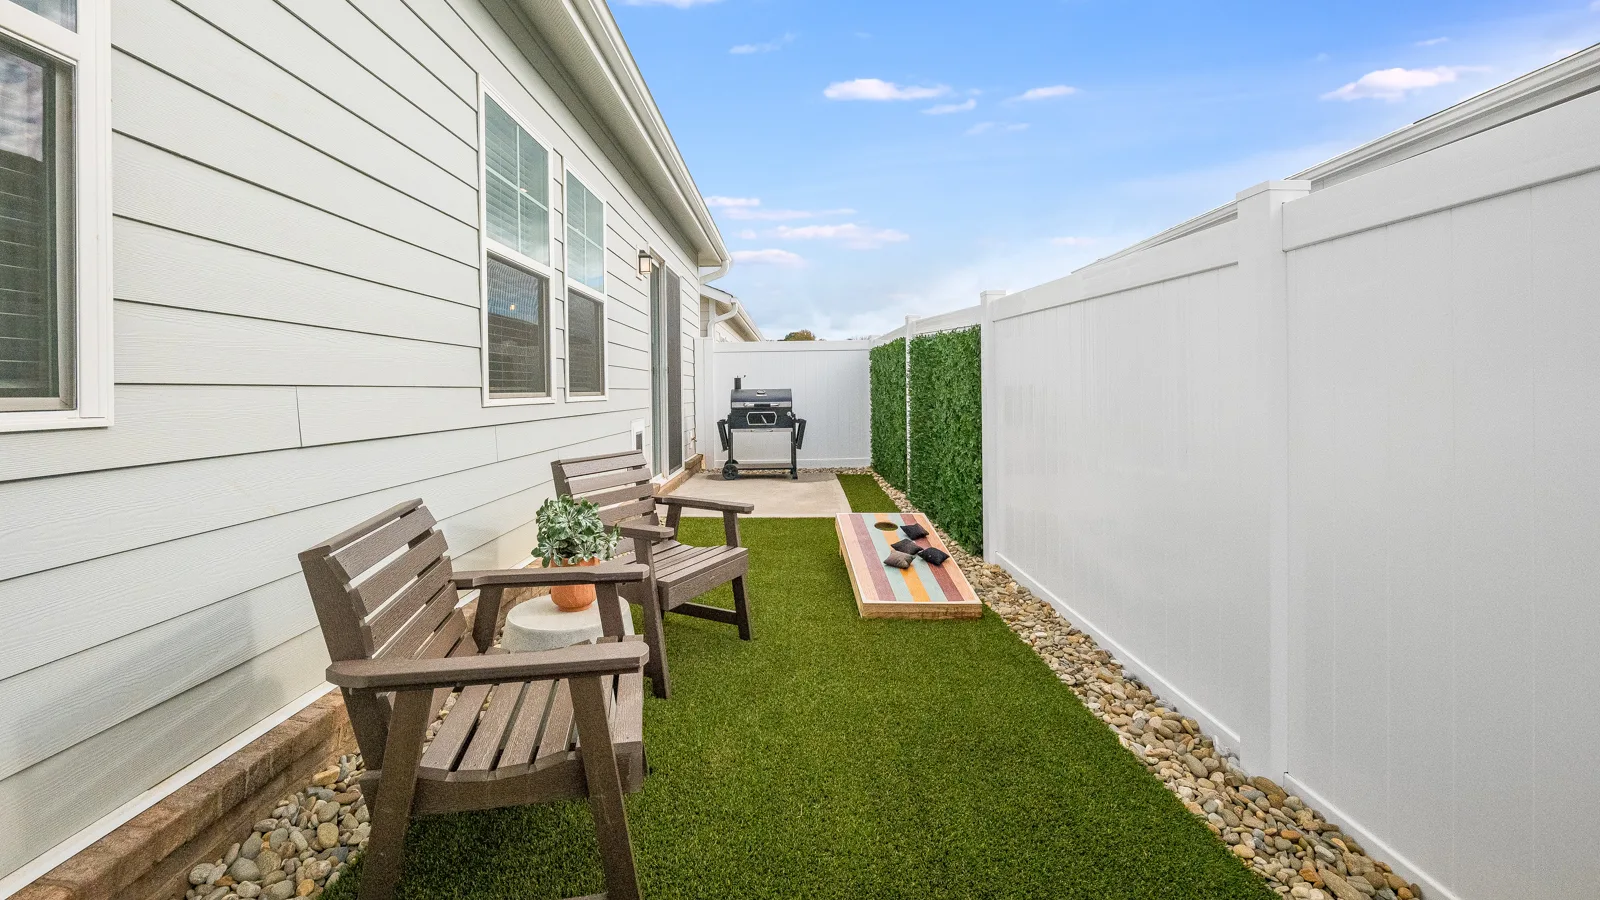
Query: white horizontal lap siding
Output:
[[1284, 168, 1600, 900], [0, 0, 714, 883], [113, 0, 477, 221], [988, 247, 1271, 761], [707, 343, 871, 467]]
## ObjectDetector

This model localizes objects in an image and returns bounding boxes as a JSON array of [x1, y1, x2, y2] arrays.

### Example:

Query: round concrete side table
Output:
[[501, 594, 635, 653]]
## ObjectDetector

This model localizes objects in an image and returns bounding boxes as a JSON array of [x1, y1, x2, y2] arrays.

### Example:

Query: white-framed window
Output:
[[477, 84, 554, 404], [0, 0, 112, 432], [564, 170, 607, 399]]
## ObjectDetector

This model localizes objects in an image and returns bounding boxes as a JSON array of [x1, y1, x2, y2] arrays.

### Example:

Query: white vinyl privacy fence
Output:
[[694, 339, 871, 470], [925, 51, 1600, 900]]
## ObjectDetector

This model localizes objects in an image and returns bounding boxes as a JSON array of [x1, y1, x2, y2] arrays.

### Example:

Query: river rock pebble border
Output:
[[838, 468, 1425, 900], [180, 756, 368, 900]]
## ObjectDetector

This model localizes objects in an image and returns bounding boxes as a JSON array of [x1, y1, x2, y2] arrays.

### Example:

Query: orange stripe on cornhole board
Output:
[[878, 514, 933, 603]]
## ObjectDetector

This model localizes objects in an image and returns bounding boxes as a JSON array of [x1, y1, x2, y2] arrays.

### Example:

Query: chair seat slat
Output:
[[535, 680, 576, 762], [457, 682, 526, 774], [419, 683, 491, 777], [614, 671, 644, 746], [497, 679, 554, 769], [655, 547, 742, 582]]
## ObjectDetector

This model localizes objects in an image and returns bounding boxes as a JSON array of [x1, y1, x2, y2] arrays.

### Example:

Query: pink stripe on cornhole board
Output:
[[848, 514, 896, 602]]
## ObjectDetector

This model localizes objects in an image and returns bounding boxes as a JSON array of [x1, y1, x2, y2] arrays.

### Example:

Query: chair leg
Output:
[[638, 592, 671, 699], [570, 677, 642, 900], [731, 576, 753, 641], [360, 691, 430, 900]]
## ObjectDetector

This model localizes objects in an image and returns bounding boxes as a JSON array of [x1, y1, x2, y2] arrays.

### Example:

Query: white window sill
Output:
[[483, 396, 557, 408], [0, 411, 112, 434], [565, 394, 609, 403]]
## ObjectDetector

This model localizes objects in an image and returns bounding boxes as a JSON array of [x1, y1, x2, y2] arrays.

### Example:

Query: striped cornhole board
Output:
[[835, 512, 982, 619]]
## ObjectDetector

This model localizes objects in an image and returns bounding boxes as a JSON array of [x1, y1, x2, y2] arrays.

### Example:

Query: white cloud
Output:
[[731, 33, 794, 54], [774, 223, 910, 249], [1012, 85, 1079, 102], [1051, 236, 1097, 247], [924, 99, 977, 115], [621, 0, 722, 6], [732, 249, 806, 267], [823, 78, 950, 101], [705, 196, 858, 221], [966, 121, 1029, 136], [1321, 66, 1483, 101], [737, 229, 758, 240], [1416, 37, 1450, 47], [1592, 1, 1600, 10]]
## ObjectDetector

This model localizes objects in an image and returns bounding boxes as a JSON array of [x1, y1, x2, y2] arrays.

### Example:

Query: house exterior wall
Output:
[[0, 0, 706, 880]]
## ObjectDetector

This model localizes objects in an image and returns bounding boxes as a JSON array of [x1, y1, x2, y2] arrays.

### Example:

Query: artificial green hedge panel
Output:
[[869, 338, 907, 490], [908, 327, 983, 553]]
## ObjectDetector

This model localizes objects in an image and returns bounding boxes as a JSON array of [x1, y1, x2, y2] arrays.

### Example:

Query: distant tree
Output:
[[782, 329, 817, 341]]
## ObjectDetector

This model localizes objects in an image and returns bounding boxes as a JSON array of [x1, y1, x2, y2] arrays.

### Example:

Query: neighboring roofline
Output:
[[702, 285, 764, 341], [1065, 43, 1600, 276], [509, 0, 730, 270], [1294, 42, 1600, 189]]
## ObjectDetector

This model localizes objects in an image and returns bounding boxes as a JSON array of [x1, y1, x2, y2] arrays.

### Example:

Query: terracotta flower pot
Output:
[[549, 557, 601, 611]]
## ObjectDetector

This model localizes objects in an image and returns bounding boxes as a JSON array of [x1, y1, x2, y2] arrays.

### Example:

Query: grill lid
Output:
[[730, 387, 792, 407]]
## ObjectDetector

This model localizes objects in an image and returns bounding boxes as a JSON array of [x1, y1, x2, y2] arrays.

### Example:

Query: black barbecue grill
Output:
[[717, 378, 806, 480]]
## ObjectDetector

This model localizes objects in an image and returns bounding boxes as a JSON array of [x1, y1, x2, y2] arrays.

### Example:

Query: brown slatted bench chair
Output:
[[552, 450, 755, 699], [297, 499, 651, 900]]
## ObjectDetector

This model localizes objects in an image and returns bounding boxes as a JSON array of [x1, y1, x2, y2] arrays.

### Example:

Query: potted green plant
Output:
[[534, 495, 623, 611]]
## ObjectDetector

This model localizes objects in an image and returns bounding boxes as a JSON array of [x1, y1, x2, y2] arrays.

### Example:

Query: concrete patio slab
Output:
[[667, 471, 849, 518]]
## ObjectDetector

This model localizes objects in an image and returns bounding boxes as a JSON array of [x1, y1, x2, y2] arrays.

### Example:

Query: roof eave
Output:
[[511, 0, 729, 271]]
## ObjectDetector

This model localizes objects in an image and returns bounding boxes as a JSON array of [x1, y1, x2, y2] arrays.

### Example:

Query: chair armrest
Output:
[[451, 562, 648, 590], [327, 639, 649, 691], [656, 493, 755, 515], [619, 521, 675, 541]]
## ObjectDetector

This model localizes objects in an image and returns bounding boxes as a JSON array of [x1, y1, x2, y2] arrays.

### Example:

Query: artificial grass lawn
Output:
[[327, 518, 1271, 900], [836, 473, 898, 513]]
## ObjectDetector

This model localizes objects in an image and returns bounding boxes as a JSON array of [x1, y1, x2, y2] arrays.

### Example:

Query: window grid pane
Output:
[[486, 256, 548, 397], [567, 289, 604, 395], [566, 173, 605, 291], [483, 96, 548, 265], [0, 39, 66, 406]]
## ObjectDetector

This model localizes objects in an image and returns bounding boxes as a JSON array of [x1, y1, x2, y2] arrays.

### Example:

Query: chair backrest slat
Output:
[[351, 530, 449, 616], [599, 498, 657, 526], [378, 579, 462, 661], [329, 505, 438, 582], [559, 449, 648, 479], [563, 465, 653, 498], [553, 450, 657, 529], [364, 555, 454, 652]]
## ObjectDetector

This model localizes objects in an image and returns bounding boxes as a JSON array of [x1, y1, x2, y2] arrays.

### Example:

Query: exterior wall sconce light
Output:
[[637, 249, 655, 277]]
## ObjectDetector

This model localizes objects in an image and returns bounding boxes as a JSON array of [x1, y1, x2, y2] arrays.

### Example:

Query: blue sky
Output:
[[611, 0, 1600, 338]]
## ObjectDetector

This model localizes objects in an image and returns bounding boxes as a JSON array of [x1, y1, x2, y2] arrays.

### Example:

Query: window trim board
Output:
[[0, 0, 113, 433], [477, 77, 557, 407]]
